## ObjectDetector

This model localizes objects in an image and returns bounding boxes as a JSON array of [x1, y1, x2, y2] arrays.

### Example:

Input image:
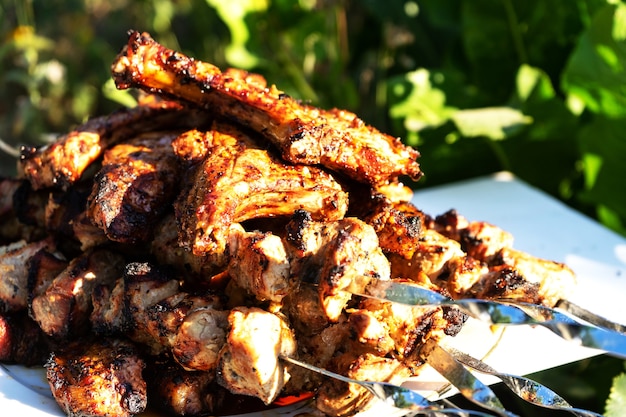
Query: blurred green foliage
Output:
[[1, 1, 626, 414]]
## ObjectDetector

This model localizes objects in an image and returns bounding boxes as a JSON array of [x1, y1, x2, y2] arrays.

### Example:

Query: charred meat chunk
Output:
[[87, 131, 182, 244], [46, 338, 147, 417]]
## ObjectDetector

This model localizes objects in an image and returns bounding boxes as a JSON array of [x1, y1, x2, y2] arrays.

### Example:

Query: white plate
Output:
[[3, 172, 625, 416]]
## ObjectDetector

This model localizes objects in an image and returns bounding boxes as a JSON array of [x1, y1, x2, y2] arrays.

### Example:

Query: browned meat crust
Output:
[[111, 31, 422, 185], [285, 211, 391, 321], [45, 338, 147, 417]]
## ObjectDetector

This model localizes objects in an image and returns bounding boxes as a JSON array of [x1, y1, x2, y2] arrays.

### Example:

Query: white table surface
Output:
[[2, 171, 625, 416]]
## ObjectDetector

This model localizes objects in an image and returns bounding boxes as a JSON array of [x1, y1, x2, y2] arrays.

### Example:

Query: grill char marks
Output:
[[45, 338, 147, 417], [87, 131, 183, 244]]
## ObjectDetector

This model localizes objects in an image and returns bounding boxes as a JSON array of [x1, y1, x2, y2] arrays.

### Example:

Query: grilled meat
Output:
[[91, 262, 181, 350], [285, 211, 391, 321], [227, 224, 291, 304], [46, 338, 147, 417], [91, 261, 225, 362], [354, 190, 425, 258], [0, 31, 582, 417], [0, 238, 57, 313], [87, 131, 182, 244], [216, 306, 297, 405], [172, 306, 229, 371], [150, 213, 223, 279], [175, 122, 348, 257], [111, 31, 422, 185], [0, 178, 47, 243], [429, 209, 514, 262], [26, 247, 68, 301], [18, 99, 195, 191], [352, 292, 450, 363], [480, 247, 576, 306], [30, 249, 125, 339], [0, 311, 52, 365]]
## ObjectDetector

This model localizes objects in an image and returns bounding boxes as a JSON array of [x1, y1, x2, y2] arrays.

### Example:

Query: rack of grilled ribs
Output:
[[0, 30, 576, 417]]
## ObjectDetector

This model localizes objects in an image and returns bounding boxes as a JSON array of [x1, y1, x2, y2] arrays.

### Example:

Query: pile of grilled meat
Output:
[[0, 31, 576, 417]]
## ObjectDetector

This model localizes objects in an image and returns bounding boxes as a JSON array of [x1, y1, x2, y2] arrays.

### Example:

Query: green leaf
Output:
[[387, 69, 457, 142], [204, 0, 269, 69], [451, 107, 532, 140], [577, 115, 626, 221], [562, 3, 626, 117], [516, 64, 556, 103], [605, 373, 626, 417]]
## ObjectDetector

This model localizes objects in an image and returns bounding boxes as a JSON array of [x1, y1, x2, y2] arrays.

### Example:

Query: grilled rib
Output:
[[46, 338, 147, 417], [111, 31, 422, 185], [18, 99, 194, 191], [174, 122, 348, 257]]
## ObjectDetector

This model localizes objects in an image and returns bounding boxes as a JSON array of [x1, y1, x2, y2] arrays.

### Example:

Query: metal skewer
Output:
[[445, 347, 604, 417], [280, 355, 498, 416]]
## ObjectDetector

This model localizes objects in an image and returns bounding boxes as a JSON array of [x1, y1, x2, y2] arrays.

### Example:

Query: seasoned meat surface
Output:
[[285, 211, 391, 321], [315, 353, 412, 417], [111, 31, 422, 185], [174, 122, 348, 257], [46, 338, 147, 417], [0, 238, 56, 313], [227, 225, 292, 303]]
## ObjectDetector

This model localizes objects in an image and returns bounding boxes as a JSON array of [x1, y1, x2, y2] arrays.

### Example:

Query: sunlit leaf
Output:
[[605, 373, 626, 417], [516, 64, 555, 102], [562, 3, 626, 117], [388, 69, 457, 138], [451, 107, 532, 140], [205, 0, 269, 69], [577, 115, 626, 221]]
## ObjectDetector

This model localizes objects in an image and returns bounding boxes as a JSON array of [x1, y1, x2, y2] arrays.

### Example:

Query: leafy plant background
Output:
[[1, 0, 625, 415]]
